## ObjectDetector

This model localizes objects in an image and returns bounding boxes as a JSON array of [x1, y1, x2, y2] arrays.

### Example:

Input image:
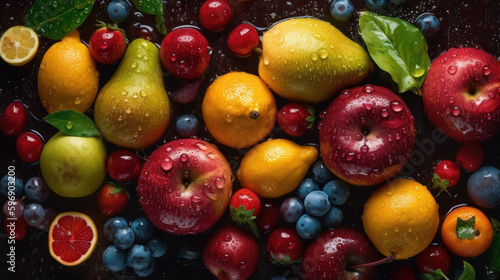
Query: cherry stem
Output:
[[253, 47, 263, 55], [348, 253, 395, 270]]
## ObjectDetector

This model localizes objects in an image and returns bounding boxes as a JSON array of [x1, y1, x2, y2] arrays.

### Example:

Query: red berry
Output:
[[277, 102, 315, 137], [89, 26, 127, 64], [227, 23, 259, 57], [4, 215, 28, 241], [255, 199, 280, 233], [106, 149, 142, 182], [160, 28, 212, 80], [432, 159, 461, 197], [16, 131, 43, 163], [455, 143, 484, 172], [229, 188, 261, 237], [199, 0, 232, 31], [267, 227, 303, 264], [97, 183, 130, 216], [416, 245, 452, 275], [0, 101, 27, 137], [390, 265, 416, 280]]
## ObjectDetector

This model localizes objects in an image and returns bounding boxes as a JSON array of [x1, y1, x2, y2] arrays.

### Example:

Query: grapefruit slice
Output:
[[48, 212, 98, 266]]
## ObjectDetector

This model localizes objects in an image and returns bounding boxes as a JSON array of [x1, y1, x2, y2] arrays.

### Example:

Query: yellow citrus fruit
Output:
[[237, 138, 318, 198], [48, 212, 98, 266], [202, 71, 277, 149], [362, 178, 440, 260], [0, 26, 39, 66], [38, 30, 99, 113]]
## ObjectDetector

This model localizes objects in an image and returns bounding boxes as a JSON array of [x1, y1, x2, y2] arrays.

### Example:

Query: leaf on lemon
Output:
[[456, 216, 476, 239], [359, 11, 430, 95], [43, 110, 101, 137], [26, 0, 96, 40]]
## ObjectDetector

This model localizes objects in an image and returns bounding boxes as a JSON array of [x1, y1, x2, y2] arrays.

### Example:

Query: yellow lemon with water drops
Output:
[[38, 30, 99, 114], [0, 26, 39, 66], [202, 71, 277, 149], [236, 138, 318, 198], [362, 178, 440, 260]]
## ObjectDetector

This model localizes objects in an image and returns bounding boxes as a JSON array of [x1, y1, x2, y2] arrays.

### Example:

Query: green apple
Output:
[[40, 132, 107, 198]]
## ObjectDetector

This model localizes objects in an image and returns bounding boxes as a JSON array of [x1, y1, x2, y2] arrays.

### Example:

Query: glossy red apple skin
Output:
[[301, 227, 381, 280], [137, 138, 233, 235], [203, 225, 259, 280], [319, 85, 416, 186], [422, 47, 500, 143]]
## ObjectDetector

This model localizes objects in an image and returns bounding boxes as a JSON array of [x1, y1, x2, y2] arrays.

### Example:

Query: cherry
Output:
[[106, 149, 142, 182], [416, 245, 452, 275], [89, 24, 127, 64], [4, 215, 28, 241], [455, 143, 484, 172], [16, 131, 43, 163], [227, 23, 259, 57], [255, 199, 281, 233], [267, 227, 303, 264], [159, 28, 212, 80], [277, 102, 315, 137], [199, 0, 232, 31], [0, 101, 27, 137], [432, 159, 461, 197]]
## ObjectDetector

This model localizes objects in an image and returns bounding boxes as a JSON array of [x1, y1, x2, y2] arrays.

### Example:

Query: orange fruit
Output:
[[0, 26, 39, 66], [38, 30, 99, 113], [441, 206, 493, 258], [202, 71, 276, 149], [362, 178, 440, 260], [48, 212, 98, 266]]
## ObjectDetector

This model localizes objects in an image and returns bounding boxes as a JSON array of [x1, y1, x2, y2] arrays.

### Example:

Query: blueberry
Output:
[[296, 214, 321, 239], [113, 227, 135, 249], [330, 0, 355, 22], [1, 174, 24, 198], [297, 178, 320, 200], [130, 217, 154, 242], [415, 13, 441, 39], [103, 217, 129, 241], [366, 0, 387, 11], [176, 114, 199, 137], [24, 176, 49, 203], [467, 166, 500, 209], [134, 258, 154, 278], [127, 244, 152, 270], [23, 203, 46, 227], [321, 206, 343, 229], [147, 235, 167, 258], [107, 0, 130, 23], [304, 190, 331, 217], [280, 197, 304, 223], [322, 180, 350, 206], [311, 160, 334, 185], [102, 245, 127, 272]]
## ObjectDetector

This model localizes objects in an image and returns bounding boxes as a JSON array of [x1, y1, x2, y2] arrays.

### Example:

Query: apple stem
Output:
[[348, 253, 395, 270]]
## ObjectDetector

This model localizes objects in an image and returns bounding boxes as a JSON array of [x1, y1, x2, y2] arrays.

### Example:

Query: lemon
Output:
[[202, 71, 276, 149], [0, 26, 39, 66], [237, 138, 318, 198], [362, 178, 440, 260]]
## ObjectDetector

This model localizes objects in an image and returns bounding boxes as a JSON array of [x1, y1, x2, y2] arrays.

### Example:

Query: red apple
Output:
[[203, 225, 259, 280], [301, 227, 381, 280], [422, 47, 500, 143], [137, 138, 233, 235], [319, 85, 416, 186]]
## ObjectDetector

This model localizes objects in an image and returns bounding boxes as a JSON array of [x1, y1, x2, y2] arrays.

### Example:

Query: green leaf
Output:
[[491, 217, 500, 232], [359, 11, 430, 95], [130, 0, 166, 34], [431, 173, 451, 197], [422, 269, 449, 280], [43, 110, 101, 137], [154, 0, 167, 35], [26, 0, 96, 40], [478, 223, 500, 280], [457, 261, 475, 280], [456, 216, 476, 239]]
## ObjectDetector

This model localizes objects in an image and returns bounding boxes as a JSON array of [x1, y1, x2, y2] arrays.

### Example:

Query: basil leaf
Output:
[[43, 110, 101, 137], [423, 269, 449, 280], [154, 0, 167, 35], [359, 11, 430, 95], [26, 0, 96, 40], [458, 261, 475, 280], [456, 216, 476, 239], [130, 0, 156, 14]]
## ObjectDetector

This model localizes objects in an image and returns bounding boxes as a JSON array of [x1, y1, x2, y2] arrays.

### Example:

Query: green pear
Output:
[[94, 39, 171, 149], [258, 17, 372, 103]]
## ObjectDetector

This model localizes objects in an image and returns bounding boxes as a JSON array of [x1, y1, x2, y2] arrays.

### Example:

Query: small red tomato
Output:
[[277, 102, 315, 137], [455, 143, 484, 172], [227, 23, 259, 57], [97, 183, 130, 216], [106, 149, 142, 182], [432, 159, 461, 197], [4, 215, 28, 241], [267, 227, 303, 264], [0, 101, 27, 137], [16, 131, 44, 163], [89, 26, 127, 64], [199, 0, 232, 31], [255, 199, 281, 233], [416, 245, 452, 275]]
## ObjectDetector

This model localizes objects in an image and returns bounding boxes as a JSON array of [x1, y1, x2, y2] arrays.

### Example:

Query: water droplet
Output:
[[223, 234, 232, 242], [387, 191, 393, 196], [310, 53, 319, 62], [361, 145, 369, 153], [180, 154, 188, 162], [221, 254, 230, 262], [194, 142, 208, 151], [482, 66, 491, 76], [394, 227, 399, 233], [65, 122, 73, 130], [140, 90, 147, 97], [363, 85, 375, 93], [448, 97, 455, 104], [215, 177, 224, 189], [240, 262, 247, 269], [161, 158, 173, 171], [381, 109, 389, 118], [170, 54, 177, 62], [390, 101, 404, 112], [125, 107, 132, 114], [447, 65, 457, 75], [191, 196, 202, 203], [346, 153, 355, 161], [318, 49, 328, 59], [263, 56, 270, 65], [452, 107, 461, 116], [131, 62, 138, 68], [206, 153, 215, 159], [362, 103, 372, 110], [276, 35, 284, 45], [74, 97, 81, 105], [336, 243, 344, 251]]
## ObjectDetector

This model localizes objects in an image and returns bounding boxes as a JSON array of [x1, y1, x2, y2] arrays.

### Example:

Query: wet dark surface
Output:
[[0, 0, 499, 279]]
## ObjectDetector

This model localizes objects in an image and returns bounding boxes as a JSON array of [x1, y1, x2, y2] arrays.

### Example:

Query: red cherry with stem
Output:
[[455, 143, 484, 172], [432, 159, 461, 197], [4, 215, 27, 241], [416, 245, 452, 275], [277, 102, 315, 137], [199, 0, 232, 31], [227, 23, 259, 57], [0, 101, 27, 137], [390, 265, 416, 280], [88, 22, 127, 64], [106, 149, 142, 182], [255, 199, 280, 233], [267, 227, 303, 264], [16, 131, 43, 163]]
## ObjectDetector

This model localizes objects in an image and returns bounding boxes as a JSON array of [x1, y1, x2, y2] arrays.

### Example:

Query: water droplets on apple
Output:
[[390, 101, 404, 112], [447, 65, 457, 75]]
